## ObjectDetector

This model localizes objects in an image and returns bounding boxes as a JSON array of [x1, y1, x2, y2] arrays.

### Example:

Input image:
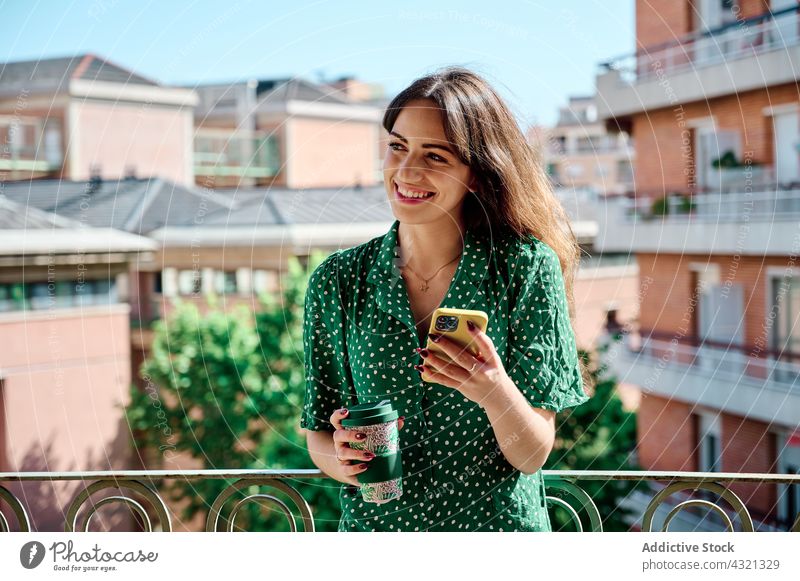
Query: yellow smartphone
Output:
[[421, 307, 488, 384]]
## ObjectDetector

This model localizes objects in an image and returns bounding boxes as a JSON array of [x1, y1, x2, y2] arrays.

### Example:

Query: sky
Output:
[[0, 0, 634, 127]]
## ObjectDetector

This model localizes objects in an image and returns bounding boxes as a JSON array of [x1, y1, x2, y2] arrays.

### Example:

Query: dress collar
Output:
[[366, 219, 491, 293]]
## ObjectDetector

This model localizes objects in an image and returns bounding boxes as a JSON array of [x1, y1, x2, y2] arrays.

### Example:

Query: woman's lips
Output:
[[394, 181, 436, 204]]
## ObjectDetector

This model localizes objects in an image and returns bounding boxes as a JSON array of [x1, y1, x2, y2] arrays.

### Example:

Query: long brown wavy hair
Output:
[[382, 66, 591, 393]]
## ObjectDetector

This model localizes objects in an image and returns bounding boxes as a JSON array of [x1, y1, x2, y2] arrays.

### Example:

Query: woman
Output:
[[301, 66, 591, 531]]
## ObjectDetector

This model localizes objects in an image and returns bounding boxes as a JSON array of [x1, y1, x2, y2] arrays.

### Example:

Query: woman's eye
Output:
[[387, 142, 447, 163]]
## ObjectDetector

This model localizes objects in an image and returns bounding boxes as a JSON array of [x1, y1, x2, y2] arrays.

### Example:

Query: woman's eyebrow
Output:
[[389, 130, 455, 154]]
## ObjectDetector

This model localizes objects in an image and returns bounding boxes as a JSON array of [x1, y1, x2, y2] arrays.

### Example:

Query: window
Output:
[[75, 280, 95, 307], [253, 270, 277, 294], [566, 164, 584, 178], [697, 412, 722, 472], [0, 285, 12, 312], [214, 271, 237, 295], [178, 270, 203, 295], [0, 279, 116, 312], [617, 159, 634, 184], [770, 274, 800, 384], [777, 430, 800, 528], [54, 280, 74, 308], [29, 283, 52, 310]]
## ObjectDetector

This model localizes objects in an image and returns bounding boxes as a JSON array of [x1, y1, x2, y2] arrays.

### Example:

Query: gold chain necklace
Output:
[[401, 251, 462, 292]]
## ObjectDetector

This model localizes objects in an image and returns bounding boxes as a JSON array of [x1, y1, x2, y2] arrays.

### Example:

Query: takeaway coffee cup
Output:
[[342, 399, 403, 505]]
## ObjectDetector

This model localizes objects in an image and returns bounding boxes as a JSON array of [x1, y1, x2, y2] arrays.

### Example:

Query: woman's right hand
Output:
[[329, 408, 405, 487]]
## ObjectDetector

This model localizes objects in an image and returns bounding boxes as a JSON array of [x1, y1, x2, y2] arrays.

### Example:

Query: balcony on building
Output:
[[0, 116, 63, 181], [193, 129, 280, 185], [595, 181, 800, 254], [596, 5, 800, 120], [607, 329, 800, 429]]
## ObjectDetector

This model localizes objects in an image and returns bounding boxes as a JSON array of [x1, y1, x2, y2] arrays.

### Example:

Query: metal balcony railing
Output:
[[193, 129, 280, 178], [625, 332, 800, 392], [1, 470, 798, 532], [614, 188, 800, 223], [600, 5, 800, 83], [0, 115, 63, 172]]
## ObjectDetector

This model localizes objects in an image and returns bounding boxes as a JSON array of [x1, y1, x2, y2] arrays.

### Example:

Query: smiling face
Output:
[[383, 98, 476, 226]]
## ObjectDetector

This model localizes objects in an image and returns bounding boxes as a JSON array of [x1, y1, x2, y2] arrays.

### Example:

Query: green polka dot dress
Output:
[[301, 219, 589, 531]]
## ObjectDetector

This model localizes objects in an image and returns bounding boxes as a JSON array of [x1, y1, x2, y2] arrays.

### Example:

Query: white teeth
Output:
[[397, 185, 434, 199]]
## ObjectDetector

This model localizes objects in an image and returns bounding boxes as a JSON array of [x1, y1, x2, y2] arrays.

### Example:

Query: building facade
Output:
[[529, 95, 634, 197], [596, 0, 800, 530], [0, 54, 197, 186], [0, 197, 155, 530], [191, 77, 383, 189]]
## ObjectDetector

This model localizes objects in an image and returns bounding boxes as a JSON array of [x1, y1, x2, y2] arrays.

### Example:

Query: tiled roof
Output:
[[0, 195, 78, 229], [0, 53, 158, 96], [0, 178, 392, 233], [0, 195, 156, 255], [211, 185, 391, 226], [255, 77, 349, 105], [0, 178, 235, 234]]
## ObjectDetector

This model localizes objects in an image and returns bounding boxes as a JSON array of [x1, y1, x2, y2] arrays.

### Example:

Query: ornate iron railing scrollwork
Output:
[[206, 479, 315, 532], [65, 480, 172, 532], [543, 476, 603, 532], [0, 470, 797, 531], [642, 481, 754, 532], [0, 486, 30, 532]]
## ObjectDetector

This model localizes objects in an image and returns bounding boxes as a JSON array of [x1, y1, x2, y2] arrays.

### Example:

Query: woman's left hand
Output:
[[414, 322, 513, 408]]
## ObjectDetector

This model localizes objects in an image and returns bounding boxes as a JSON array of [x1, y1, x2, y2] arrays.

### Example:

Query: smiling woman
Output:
[[301, 66, 591, 532]]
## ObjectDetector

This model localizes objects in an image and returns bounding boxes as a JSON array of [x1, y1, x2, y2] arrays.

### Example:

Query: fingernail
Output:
[[414, 347, 422, 352], [340, 408, 348, 415], [419, 349, 429, 358], [467, 320, 475, 331], [414, 364, 424, 372], [359, 463, 368, 469], [364, 452, 375, 459], [399, 416, 405, 422], [355, 433, 366, 439], [430, 334, 440, 342]]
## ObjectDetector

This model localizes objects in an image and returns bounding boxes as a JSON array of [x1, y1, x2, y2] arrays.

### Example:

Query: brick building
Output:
[[0, 196, 155, 530], [528, 95, 635, 197], [596, 0, 800, 530], [190, 77, 383, 189], [0, 54, 197, 185]]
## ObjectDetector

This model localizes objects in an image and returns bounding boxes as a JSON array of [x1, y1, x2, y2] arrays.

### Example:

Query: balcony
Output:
[[595, 187, 800, 254], [0, 469, 797, 532], [606, 331, 800, 428], [596, 6, 800, 119], [0, 115, 63, 177], [193, 129, 279, 179]]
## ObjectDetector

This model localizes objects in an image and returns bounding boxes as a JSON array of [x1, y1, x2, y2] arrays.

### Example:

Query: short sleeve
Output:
[[506, 244, 589, 414], [300, 259, 351, 432]]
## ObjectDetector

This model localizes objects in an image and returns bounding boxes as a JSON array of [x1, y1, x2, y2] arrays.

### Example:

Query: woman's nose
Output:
[[396, 151, 425, 182]]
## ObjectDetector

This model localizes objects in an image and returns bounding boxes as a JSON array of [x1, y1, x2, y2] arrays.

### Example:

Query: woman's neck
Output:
[[397, 215, 465, 275]]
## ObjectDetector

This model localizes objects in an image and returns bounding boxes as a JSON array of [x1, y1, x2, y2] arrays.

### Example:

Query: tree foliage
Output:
[[126, 251, 341, 531], [543, 335, 642, 531]]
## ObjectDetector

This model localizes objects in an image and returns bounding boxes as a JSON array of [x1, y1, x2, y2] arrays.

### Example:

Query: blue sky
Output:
[[0, 0, 634, 127]]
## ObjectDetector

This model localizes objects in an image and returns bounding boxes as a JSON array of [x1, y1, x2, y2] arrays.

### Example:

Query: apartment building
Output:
[[191, 77, 383, 189], [596, 0, 800, 530], [529, 95, 635, 197], [0, 196, 155, 530], [0, 54, 197, 185], [0, 54, 385, 192]]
